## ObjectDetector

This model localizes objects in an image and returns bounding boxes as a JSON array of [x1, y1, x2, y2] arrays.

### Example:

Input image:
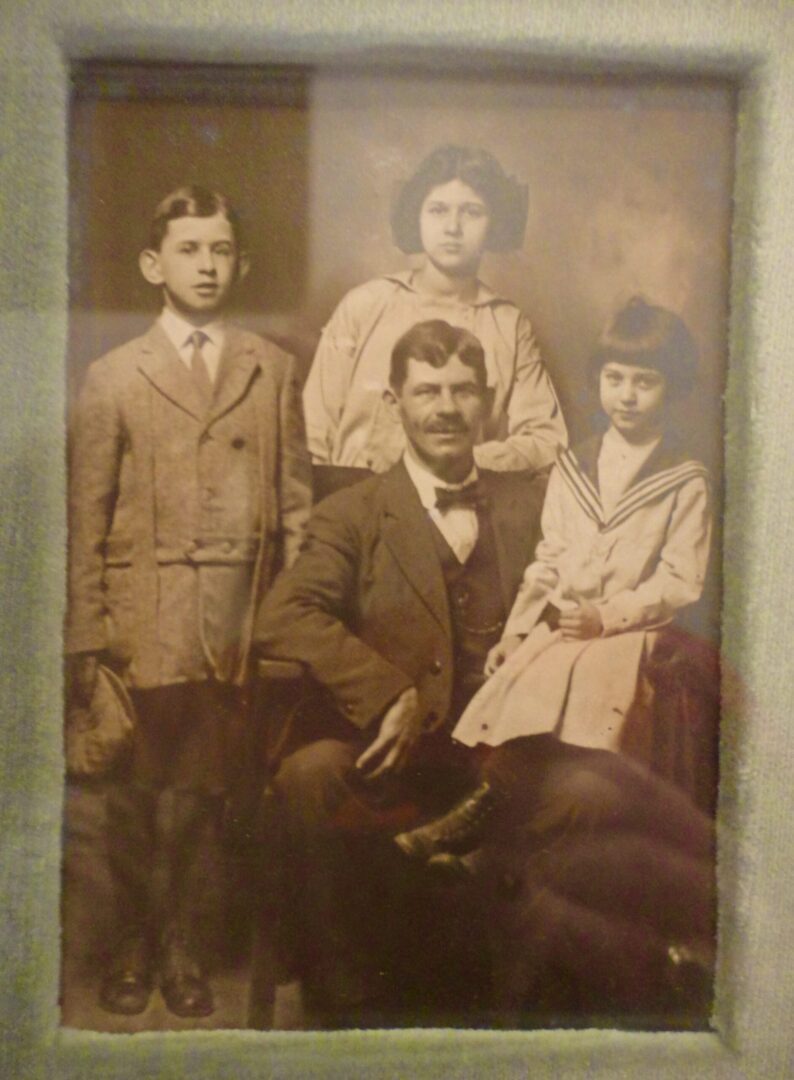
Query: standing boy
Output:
[[65, 186, 311, 1018]]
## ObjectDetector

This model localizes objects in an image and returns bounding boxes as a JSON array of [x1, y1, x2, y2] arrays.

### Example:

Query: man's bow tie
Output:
[[435, 481, 488, 512]]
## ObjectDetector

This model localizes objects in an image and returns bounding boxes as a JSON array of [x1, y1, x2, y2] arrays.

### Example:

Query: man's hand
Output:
[[558, 599, 603, 641], [484, 634, 524, 677], [67, 652, 100, 709], [355, 687, 421, 780]]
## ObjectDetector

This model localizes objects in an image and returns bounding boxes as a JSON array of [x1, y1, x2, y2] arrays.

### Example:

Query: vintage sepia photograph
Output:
[[61, 60, 733, 1034]]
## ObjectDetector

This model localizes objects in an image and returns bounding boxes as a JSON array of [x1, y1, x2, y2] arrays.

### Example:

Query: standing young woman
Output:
[[303, 145, 568, 473]]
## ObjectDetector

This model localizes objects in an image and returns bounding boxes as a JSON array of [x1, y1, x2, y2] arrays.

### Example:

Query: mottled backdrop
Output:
[[69, 67, 734, 471]]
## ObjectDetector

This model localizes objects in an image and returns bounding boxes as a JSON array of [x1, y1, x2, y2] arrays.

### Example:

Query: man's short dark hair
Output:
[[389, 319, 488, 392], [390, 145, 528, 255], [148, 185, 244, 251], [588, 296, 698, 400]]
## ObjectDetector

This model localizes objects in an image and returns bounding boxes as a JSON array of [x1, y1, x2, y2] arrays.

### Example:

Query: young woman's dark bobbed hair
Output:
[[588, 296, 698, 400], [390, 145, 529, 255]]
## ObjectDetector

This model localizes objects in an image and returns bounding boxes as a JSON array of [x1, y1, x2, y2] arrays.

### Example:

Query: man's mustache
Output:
[[423, 419, 470, 434]]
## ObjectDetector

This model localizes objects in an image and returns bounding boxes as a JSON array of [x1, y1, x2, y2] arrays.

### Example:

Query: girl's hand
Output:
[[484, 634, 524, 676], [558, 600, 603, 641]]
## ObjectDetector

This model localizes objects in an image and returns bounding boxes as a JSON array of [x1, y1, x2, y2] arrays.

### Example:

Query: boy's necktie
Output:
[[187, 330, 213, 405]]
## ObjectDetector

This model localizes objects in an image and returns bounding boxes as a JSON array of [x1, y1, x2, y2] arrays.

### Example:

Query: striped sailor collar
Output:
[[557, 433, 708, 532], [381, 269, 506, 308]]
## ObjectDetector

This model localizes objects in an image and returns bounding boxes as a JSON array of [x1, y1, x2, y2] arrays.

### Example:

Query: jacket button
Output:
[[185, 540, 198, 556], [429, 659, 442, 675], [221, 541, 232, 553], [231, 436, 245, 449]]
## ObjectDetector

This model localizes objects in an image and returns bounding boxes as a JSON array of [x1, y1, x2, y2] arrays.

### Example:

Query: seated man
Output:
[[252, 318, 548, 1024]]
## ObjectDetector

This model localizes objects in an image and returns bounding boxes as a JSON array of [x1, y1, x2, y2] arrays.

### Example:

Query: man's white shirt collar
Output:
[[402, 450, 480, 563], [402, 449, 478, 509]]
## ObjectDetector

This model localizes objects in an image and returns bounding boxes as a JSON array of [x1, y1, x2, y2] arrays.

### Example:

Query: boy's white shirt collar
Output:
[[402, 448, 480, 564], [158, 308, 226, 382]]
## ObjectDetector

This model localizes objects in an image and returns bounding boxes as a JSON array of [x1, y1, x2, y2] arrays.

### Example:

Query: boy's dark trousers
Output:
[[103, 680, 239, 1015]]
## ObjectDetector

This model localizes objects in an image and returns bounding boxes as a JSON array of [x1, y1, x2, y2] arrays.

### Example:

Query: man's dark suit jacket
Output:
[[253, 460, 547, 737]]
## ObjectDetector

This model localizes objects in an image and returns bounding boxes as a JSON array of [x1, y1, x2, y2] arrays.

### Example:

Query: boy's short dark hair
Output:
[[390, 319, 488, 392], [589, 296, 698, 400], [148, 185, 244, 251], [390, 145, 528, 255]]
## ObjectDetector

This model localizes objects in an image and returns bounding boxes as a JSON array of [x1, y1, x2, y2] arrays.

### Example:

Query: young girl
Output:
[[303, 144, 567, 473], [395, 295, 712, 865]]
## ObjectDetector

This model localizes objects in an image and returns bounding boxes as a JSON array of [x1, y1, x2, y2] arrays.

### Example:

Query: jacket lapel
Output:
[[207, 327, 262, 427], [136, 323, 208, 421], [380, 463, 450, 635], [483, 474, 538, 616]]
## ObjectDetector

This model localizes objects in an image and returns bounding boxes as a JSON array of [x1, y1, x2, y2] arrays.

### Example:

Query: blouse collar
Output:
[[382, 268, 505, 308]]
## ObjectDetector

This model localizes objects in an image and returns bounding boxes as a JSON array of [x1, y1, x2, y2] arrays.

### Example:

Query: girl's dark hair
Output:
[[390, 319, 488, 391], [390, 145, 528, 254], [148, 185, 244, 251], [589, 296, 698, 400]]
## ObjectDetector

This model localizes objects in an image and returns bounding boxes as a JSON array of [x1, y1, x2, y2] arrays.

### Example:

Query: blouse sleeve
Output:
[[473, 312, 568, 472], [302, 289, 364, 464], [595, 476, 712, 636]]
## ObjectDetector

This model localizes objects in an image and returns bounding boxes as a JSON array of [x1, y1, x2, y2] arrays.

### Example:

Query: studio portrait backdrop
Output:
[[69, 63, 733, 470], [63, 60, 733, 1033]]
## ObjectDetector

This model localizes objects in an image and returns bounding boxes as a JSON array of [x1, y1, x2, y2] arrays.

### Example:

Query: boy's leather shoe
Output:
[[160, 928, 214, 1018], [99, 933, 153, 1015], [394, 781, 498, 861], [160, 970, 214, 1018]]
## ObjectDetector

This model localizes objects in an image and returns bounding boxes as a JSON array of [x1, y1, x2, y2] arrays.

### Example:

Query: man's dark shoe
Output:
[[426, 851, 476, 879], [160, 928, 215, 1018], [99, 933, 153, 1015], [394, 781, 499, 861]]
